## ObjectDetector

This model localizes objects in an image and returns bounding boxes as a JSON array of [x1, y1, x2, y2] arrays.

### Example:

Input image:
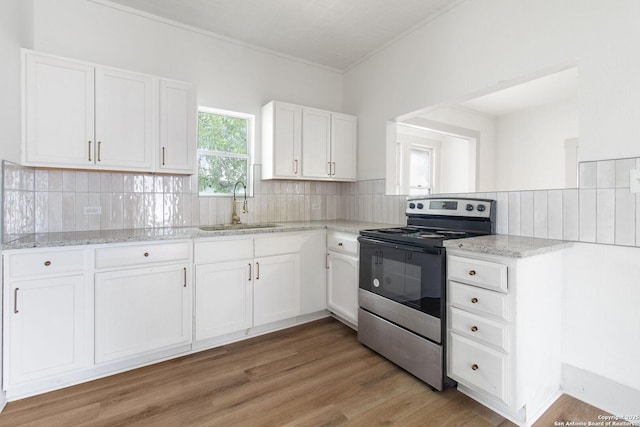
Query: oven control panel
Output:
[[406, 198, 494, 218]]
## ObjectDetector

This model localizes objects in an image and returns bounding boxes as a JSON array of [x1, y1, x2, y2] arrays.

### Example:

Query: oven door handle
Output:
[[359, 237, 443, 256]]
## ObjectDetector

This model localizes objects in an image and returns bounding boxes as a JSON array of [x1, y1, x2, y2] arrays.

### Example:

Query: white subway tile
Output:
[[100, 193, 112, 230], [88, 172, 101, 192], [579, 162, 597, 189], [496, 192, 509, 235], [111, 173, 124, 193], [48, 191, 63, 233], [615, 158, 636, 188], [48, 170, 63, 192], [533, 191, 548, 239], [35, 192, 48, 233], [62, 192, 75, 232], [596, 189, 615, 244], [62, 171, 76, 192], [579, 189, 596, 242], [615, 189, 635, 246], [563, 189, 579, 241], [74, 192, 88, 231], [520, 192, 534, 237], [597, 160, 616, 189], [508, 192, 521, 236], [547, 190, 563, 240], [35, 170, 49, 192], [111, 193, 124, 230]]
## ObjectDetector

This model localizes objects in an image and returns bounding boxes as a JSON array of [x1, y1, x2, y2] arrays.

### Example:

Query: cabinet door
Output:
[[331, 113, 357, 181], [95, 67, 153, 171], [327, 251, 359, 325], [254, 254, 301, 326], [195, 260, 252, 341], [23, 52, 95, 168], [273, 102, 302, 178], [5, 275, 85, 386], [159, 79, 196, 174], [95, 264, 192, 363], [302, 108, 332, 179]]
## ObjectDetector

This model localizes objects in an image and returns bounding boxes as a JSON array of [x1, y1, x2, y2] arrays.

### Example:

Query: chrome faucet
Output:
[[231, 180, 248, 224]]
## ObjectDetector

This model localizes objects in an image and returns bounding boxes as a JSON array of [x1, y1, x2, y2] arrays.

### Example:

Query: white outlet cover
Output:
[[631, 169, 640, 193], [83, 206, 102, 215]]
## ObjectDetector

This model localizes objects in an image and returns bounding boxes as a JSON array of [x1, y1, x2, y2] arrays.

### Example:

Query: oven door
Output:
[[358, 237, 444, 319]]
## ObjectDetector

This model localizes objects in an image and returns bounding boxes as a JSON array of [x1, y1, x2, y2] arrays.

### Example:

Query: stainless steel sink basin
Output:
[[198, 223, 280, 232]]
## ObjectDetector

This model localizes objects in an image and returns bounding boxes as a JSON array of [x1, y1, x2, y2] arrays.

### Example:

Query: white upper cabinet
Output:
[[330, 113, 357, 181], [262, 101, 302, 179], [23, 53, 95, 168], [159, 79, 196, 174], [22, 50, 196, 174], [262, 100, 357, 182], [302, 108, 332, 178], [95, 67, 153, 171]]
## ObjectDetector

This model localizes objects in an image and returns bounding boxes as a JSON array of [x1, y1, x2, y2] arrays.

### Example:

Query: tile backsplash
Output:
[[4, 157, 640, 248]]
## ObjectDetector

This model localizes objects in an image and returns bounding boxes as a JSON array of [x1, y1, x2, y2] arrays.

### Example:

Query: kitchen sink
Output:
[[198, 223, 280, 231]]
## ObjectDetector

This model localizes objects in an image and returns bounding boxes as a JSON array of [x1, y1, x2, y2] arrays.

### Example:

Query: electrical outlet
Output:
[[631, 169, 640, 193], [83, 206, 102, 215]]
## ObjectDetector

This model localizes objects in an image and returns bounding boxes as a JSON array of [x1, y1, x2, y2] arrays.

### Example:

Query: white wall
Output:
[[343, 0, 640, 415], [495, 99, 578, 191], [344, 0, 640, 181], [31, 0, 344, 162]]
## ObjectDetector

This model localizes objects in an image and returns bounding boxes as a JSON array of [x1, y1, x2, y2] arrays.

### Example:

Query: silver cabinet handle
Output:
[[327, 161, 331, 176], [88, 141, 92, 162], [183, 267, 187, 288], [14, 288, 19, 314], [332, 162, 336, 176], [162, 147, 166, 166], [294, 159, 298, 174], [98, 141, 102, 162], [256, 262, 260, 280], [326, 253, 330, 269], [248, 263, 252, 281]]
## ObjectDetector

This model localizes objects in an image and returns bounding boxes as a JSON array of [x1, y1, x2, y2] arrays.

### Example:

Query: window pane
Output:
[[198, 112, 248, 154], [410, 149, 431, 189], [198, 154, 248, 194]]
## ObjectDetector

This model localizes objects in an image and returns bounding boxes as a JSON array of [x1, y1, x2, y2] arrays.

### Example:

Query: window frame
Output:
[[197, 106, 255, 197], [408, 144, 435, 195]]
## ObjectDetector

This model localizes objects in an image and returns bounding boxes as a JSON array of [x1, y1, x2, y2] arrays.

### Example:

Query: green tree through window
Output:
[[198, 108, 253, 195]]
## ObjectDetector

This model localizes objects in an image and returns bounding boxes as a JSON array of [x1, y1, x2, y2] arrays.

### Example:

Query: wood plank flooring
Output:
[[0, 318, 608, 426]]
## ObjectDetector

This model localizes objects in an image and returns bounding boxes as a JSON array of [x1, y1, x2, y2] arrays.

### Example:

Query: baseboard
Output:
[[0, 389, 7, 413], [563, 363, 640, 426]]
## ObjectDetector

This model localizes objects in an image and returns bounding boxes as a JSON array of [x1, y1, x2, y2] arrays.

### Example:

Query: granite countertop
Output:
[[1, 220, 395, 250], [444, 234, 573, 258]]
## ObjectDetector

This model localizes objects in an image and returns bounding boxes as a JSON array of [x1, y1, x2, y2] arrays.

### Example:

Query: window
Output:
[[409, 146, 433, 195], [197, 107, 254, 196]]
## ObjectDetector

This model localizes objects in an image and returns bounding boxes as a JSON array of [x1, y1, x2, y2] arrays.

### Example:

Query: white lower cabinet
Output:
[[446, 250, 565, 426], [3, 248, 88, 390], [94, 263, 192, 363], [253, 253, 300, 326], [195, 260, 253, 341], [326, 231, 359, 327]]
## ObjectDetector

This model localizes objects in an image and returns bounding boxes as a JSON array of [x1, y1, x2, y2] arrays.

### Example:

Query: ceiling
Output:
[[104, 0, 464, 71], [458, 67, 579, 116]]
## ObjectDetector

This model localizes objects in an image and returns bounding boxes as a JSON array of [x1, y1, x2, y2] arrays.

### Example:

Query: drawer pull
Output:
[[471, 364, 479, 371], [338, 242, 343, 247], [183, 267, 187, 287], [469, 270, 476, 276], [471, 325, 478, 332], [44, 260, 52, 267], [144, 252, 149, 257], [471, 297, 478, 304], [14, 288, 19, 314]]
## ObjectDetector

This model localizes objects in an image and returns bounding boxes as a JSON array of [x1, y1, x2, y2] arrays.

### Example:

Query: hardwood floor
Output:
[[0, 318, 608, 426]]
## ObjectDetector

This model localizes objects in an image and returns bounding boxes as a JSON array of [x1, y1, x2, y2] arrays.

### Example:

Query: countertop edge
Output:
[[1, 221, 394, 250], [444, 235, 574, 258]]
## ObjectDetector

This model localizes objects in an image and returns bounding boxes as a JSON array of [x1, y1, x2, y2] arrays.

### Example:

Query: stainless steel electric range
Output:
[[357, 197, 496, 390]]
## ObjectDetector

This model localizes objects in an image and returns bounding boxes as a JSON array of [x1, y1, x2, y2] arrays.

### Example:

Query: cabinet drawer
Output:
[[449, 281, 508, 321], [448, 255, 507, 292], [7, 249, 86, 279], [194, 238, 253, 264], [327, 232, 358, 255], [450, 307, 509, 351], [95, 241, 190, 269], [449, 333, 509, 404]]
